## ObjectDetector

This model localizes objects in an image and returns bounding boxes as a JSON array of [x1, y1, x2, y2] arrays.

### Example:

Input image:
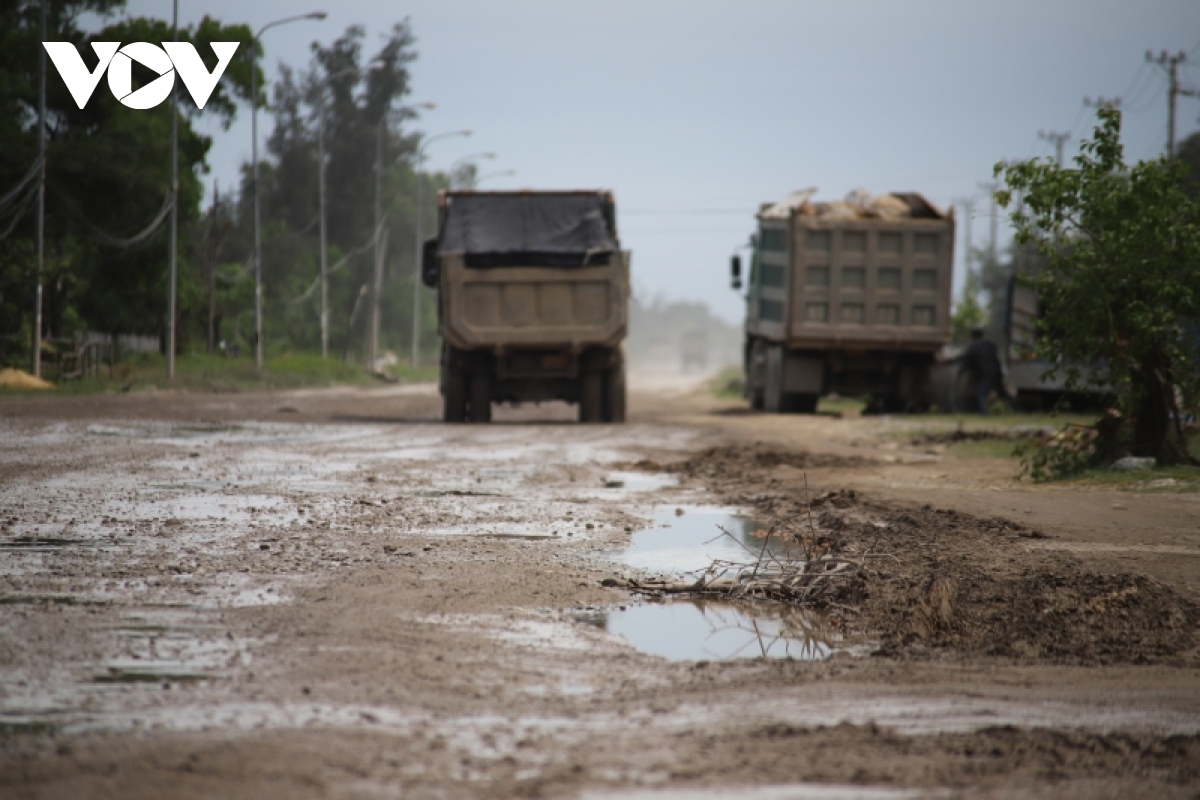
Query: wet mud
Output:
[[1, 384, 1198, 799]]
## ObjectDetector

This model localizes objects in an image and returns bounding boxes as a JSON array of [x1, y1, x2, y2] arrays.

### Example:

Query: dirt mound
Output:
[[682, 454, 1199, 666], [817, 499, 1200, 665], [669, 445, 872, 480], [0, 368, 53, 390]]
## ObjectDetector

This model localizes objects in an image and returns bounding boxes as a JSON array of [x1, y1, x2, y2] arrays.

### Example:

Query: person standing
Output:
[[963, 327, 1007, 414]]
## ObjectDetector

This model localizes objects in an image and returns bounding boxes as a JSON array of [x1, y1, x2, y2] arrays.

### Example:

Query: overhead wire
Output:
[[289, 232, 376, 305], [51, 184, 175, 248], [0, 156, 43, 211], [0, 184, 37, 240]]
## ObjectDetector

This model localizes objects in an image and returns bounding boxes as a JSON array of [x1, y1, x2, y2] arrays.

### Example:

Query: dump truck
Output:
[[732, 189, 955, 412], [422, 190, 629, 423]]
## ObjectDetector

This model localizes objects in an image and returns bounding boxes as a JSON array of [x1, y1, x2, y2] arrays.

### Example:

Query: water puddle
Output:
[[0, 595, 109, 606], [92, 668, 210, 685], [618, 506, 793, 574], [605, 601, 838, 661], [602, 472, 678, 491], [0, 536, 96, 552]]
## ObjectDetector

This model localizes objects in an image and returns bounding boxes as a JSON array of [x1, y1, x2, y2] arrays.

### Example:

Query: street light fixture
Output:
[[447, 151, 496, 188], [411, 129, 472, 368], [250, 10, 326, 371], [474, 169, 516, 186]]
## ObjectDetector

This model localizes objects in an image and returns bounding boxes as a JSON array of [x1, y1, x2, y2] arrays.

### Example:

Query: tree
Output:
[[249, 22, 448, 361], [950, 263, 987, 345], [995, 106, 1200, 466], [0, 0, 255, 359]]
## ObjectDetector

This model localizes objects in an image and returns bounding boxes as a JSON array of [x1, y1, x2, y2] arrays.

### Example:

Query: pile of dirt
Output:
[[910, 426, 1052, 446], [666, 445, 872, 481], [0, 369, 53, 390], [685, 454, 1200, 667], [824, 497, 1197, 665]]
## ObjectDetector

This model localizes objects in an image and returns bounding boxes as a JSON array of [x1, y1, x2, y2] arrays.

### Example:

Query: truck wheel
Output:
[[468, 371, 492, 423], [791, 393, 819, 414], [764, 345, 784, 413], [604, 363, 626, 423], [443, 366, 467, 423], [579, 369, 604, 423]]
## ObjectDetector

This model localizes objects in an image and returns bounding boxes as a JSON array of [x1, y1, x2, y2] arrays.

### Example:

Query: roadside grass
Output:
[[708, 366, 744, 400], [1058, 463, 1200, 491], [0, 353, 439, 396], [818, 396, 866, 415]]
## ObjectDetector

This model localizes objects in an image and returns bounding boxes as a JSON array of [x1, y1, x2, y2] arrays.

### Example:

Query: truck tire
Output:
[[443, 366, 467, 423], [468, 371, 492, 423], [764, 345, 784, 413], [604, 362, 626, 423], [791, 393, 819, 414], [579, 369, 604, 423]]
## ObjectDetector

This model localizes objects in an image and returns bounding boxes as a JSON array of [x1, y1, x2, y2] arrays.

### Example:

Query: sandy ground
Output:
[[1, 372, 1198, 799]]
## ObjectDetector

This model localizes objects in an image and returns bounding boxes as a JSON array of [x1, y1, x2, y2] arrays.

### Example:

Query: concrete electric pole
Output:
[[1146, 50, 1196, 158], [1038, 130, 1070, 168]]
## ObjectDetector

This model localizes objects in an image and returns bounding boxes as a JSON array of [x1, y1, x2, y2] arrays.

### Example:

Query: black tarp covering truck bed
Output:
[[438, 191, 617, 268]]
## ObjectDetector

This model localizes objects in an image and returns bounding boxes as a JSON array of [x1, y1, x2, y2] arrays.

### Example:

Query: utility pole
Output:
[[370, 119, 384, 371], [956, 197, 976, 305], [1084, 96, 1120, 110], [208, 181, 218, 355], [166, 0, 178, 380], [317, 99, 329, 359], [34, 0, 46, 378], [977, 182, 999, 268], [1038, 130, 1069, 167], [1146, 50, 1192, 157]]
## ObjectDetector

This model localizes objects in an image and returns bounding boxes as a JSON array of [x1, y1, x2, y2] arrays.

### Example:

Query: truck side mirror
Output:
[[421, 238, 440, 287], [730, 255, 742, 291]]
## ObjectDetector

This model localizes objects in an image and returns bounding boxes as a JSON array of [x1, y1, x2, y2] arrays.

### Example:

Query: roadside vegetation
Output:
[[0, 352, 438, 396], [995, 106, 1200, 477]]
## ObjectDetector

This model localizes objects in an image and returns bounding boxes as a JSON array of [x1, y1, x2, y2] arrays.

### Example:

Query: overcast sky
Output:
[[102, 0, 1200, 322]]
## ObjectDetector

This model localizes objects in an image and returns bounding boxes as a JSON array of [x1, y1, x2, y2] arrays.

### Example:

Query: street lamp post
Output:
[[447, 151, 495, 189], [473, 169, 516, 187], [411, 129, 471, 368], [166, 0, 178, 380], [251, 11, 326, 371]]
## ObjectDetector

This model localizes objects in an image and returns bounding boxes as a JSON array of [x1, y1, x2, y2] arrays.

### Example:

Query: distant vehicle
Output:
[[424, 190, 629, 423], [679, 330, 708, 373], [999, 274, 1108, 411], [733, 189, 956, 413]]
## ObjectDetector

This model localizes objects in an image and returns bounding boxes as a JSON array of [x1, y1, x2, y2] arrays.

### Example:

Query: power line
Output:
[[0, 157, 43, 210]]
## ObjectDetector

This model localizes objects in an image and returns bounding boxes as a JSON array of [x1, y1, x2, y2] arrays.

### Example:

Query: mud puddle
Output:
[[605, 601, 843, 662], [602, 471, 679, 491], [618, 506, 790, 574], [0, 536, 97, 551]]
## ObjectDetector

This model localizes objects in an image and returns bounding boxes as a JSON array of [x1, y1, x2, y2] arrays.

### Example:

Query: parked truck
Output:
[[733, 189, 955, 412], [422, 190, 629, 423]]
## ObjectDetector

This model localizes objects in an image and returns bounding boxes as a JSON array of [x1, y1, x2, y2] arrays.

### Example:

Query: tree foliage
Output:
[[995, 106, 1200, 466], [0, 0, 256, 357], [243, 22, 448, 360]]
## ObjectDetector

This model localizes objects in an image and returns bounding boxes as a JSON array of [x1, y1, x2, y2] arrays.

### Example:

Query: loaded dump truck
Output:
[[422, 190, 629, 423], [733, 189, 955, 412]]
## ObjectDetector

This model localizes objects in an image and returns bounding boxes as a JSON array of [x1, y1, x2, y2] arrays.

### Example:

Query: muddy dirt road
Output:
[[2, 376, 1198, 799]]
